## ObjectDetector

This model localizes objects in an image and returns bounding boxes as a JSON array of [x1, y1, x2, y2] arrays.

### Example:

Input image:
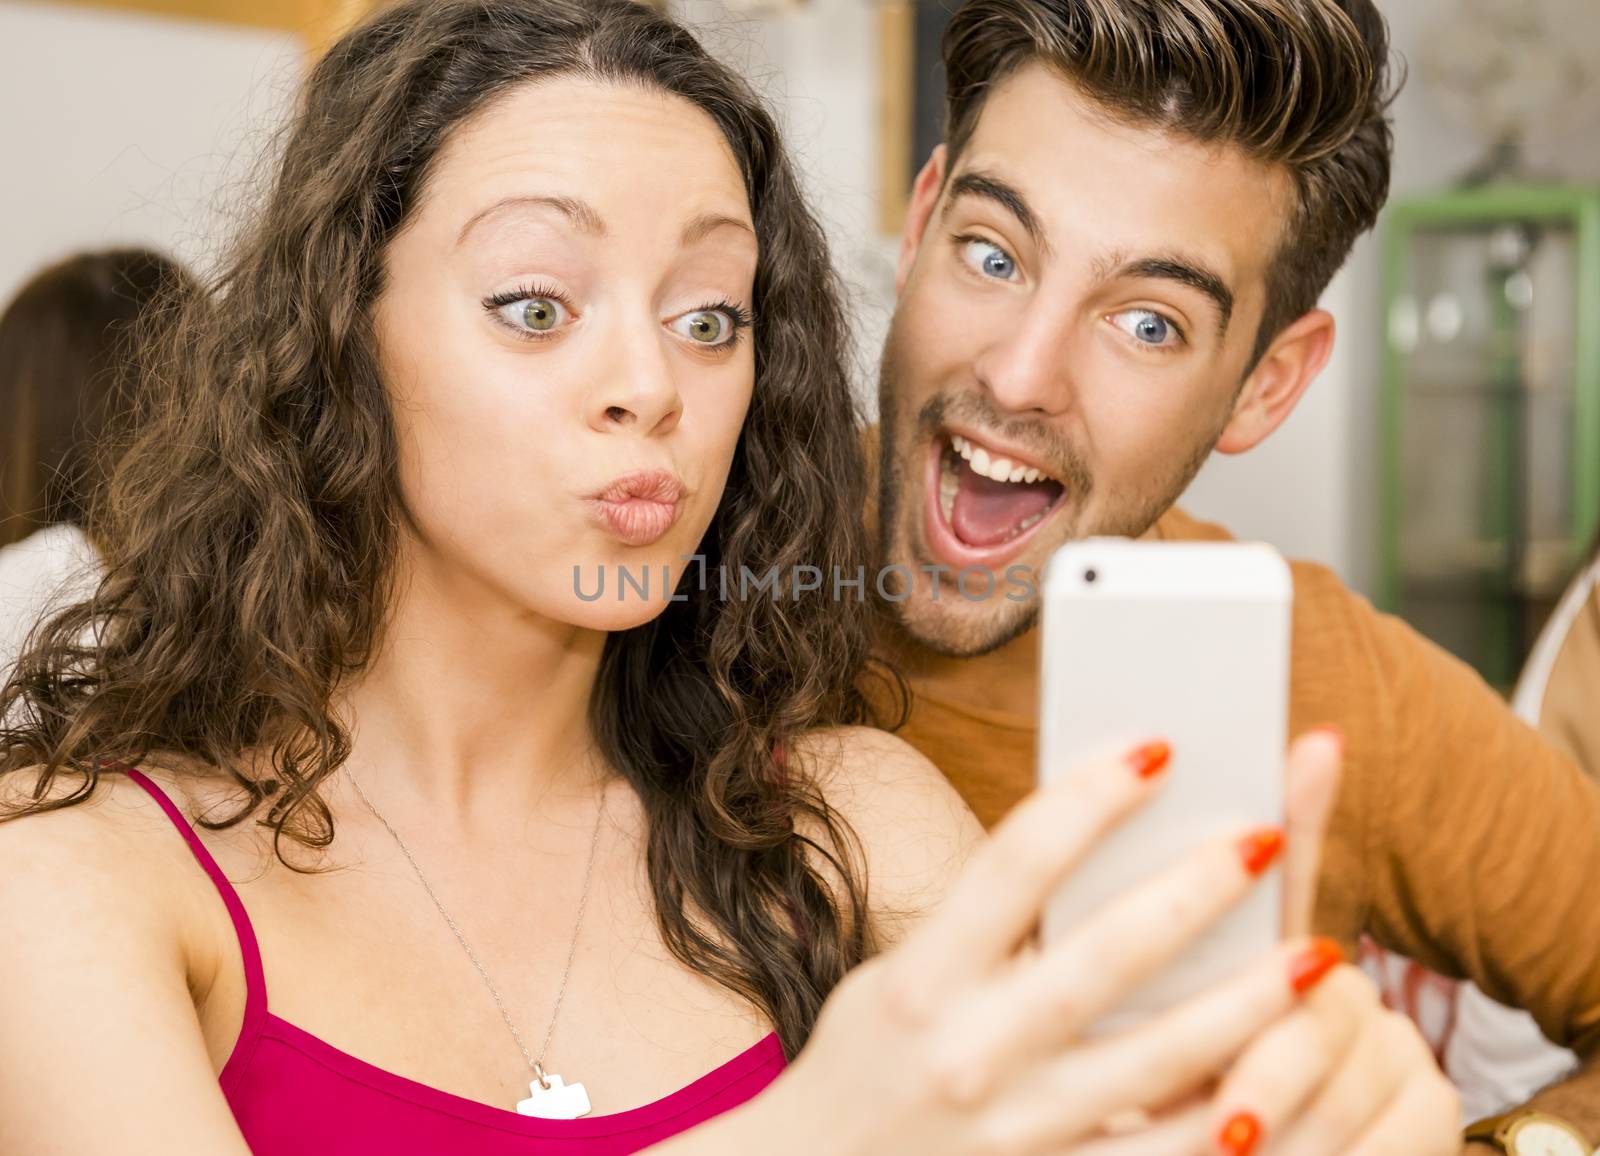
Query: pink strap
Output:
[[122, 768, 269, 1026]]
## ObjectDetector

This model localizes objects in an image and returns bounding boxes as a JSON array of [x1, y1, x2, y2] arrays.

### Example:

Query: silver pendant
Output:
[[516, 1072, 592, 1119]]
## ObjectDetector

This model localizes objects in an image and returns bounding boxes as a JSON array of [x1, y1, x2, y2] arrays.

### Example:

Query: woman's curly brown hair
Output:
[[1, 0, 901, 1056]]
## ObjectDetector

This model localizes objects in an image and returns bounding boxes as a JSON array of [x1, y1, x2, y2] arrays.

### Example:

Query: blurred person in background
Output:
[[1428, 533, 1600, 1121], [1512, 534, 1600, 809], [0, 247, 194, 671]]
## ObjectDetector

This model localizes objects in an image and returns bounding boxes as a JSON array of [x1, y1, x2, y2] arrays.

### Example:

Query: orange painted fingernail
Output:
[[1218, 1111, 1262, 1156], [1237, 827, 1284, 876], [1127, 740, 1171, 779], [1289, 937, 1345, 995], [1306, 724, 1345, 751]]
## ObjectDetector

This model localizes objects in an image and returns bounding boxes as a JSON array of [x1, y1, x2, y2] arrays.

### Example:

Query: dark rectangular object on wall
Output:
[[911, 0, 958, 176]]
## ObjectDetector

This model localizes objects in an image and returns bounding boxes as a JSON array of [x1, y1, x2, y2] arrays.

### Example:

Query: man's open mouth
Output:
[[923, 430, 1068, 566]]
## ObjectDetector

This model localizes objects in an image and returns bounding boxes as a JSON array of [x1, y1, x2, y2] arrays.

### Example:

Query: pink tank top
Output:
[[124, 769, 786, 1154]]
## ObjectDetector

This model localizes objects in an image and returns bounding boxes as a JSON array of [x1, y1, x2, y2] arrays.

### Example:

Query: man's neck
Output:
[[874, 606, 1043, 722]]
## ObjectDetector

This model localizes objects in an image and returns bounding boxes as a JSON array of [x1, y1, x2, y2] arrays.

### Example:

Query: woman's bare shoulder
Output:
[[789, 726, 984, 944], [0, 765, 218, 957], [0, 766, 255, 1153]]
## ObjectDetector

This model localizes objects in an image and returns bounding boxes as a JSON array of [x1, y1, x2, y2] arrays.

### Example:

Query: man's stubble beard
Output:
[[873, 320, 1227, 659]]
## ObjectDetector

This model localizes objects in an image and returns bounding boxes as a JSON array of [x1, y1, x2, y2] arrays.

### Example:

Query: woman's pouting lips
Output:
[[585, 468, 686, 547]]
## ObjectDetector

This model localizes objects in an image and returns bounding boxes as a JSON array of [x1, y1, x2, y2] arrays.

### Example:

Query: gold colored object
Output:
[[42, 0, 382, 51], [876, 0, 914, 236], [1465, 1111, 1593, 1156]]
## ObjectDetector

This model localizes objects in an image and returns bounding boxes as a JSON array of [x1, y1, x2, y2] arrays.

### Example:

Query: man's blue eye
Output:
[[963, 240, 1017, 281], [1110, 309, 1181, 348], [1134, 314, 1167, 343]]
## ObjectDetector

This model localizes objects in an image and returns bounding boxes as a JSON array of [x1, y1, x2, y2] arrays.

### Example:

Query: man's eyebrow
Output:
[[943, 170, 1050, 256], [1103, 254, 1235, 333], [681, 212, 755, 246], [456, 195, 606, 245]]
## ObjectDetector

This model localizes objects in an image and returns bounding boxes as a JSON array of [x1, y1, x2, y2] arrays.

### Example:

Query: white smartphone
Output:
[[1037, 538, 1292, 1034]]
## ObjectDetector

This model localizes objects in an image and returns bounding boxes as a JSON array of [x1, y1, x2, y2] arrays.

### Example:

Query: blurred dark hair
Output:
[[1, 0, 887, 1055], [942, 0, 1398, 361], [0, 248, 193, 547]]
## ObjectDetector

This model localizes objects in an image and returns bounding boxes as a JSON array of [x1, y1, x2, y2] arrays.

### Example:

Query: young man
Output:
[[865, 1, 1600, 1152]]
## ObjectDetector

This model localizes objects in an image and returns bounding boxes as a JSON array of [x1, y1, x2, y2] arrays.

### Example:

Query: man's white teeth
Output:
[[948, 433, 1054, 485], [939, 453, 958, 524], [938, 442, 1058, 540]]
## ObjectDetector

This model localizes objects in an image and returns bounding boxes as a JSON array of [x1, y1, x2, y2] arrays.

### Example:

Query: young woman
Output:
[[0, 2, 1457, 1154]]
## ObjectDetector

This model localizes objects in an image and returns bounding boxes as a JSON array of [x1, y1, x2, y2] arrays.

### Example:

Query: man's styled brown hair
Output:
[[942, 0, 1397, 358]]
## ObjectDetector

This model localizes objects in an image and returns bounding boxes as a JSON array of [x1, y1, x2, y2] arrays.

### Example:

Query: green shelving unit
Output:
[[1379, 184, 1600, 691]]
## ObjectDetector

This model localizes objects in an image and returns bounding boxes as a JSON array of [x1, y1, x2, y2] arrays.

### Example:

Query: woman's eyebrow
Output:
[[456, 194, 607, 245], [681, 212, 756, 246]]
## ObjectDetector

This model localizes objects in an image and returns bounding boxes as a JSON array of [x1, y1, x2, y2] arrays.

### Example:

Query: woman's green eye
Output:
[[686, 311, 727, 344], [489, 292, 570, 336], [521, 298, 560, 331], [667, 305, 744, 348]]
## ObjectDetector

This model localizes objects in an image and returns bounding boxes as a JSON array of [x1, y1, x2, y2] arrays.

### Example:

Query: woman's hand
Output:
[[1192, 729, 1460, 1156], [1204, 961, 1459, 1156], [685, 732, 1459, 1156]]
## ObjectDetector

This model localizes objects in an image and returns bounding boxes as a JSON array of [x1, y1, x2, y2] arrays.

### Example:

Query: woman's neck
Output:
[[334, 547, 609, 824]]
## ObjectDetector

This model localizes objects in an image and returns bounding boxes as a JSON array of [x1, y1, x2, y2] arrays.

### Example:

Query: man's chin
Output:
[[883, 572, 1040, 659]]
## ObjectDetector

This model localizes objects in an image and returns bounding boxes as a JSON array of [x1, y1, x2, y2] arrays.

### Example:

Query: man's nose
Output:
[[970, 303, 1074, 417]]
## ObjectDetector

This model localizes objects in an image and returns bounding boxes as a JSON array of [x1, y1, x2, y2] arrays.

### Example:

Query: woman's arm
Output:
[[790, 724, 985, 947], [0, 776, 255, 1156]]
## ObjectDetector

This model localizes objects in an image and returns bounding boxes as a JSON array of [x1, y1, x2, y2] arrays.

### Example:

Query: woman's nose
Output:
[[585, 326, 683, 436]]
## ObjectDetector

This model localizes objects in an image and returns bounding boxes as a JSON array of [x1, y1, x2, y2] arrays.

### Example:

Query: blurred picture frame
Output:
[[50, 0, 414, 54]]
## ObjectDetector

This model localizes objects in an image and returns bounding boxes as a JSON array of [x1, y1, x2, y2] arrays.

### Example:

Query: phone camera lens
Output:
[[1084, 568, 1098, 585]]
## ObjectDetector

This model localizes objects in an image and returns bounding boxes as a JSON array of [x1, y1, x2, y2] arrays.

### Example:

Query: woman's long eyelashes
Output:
[[693, 299, 755, 346], [698, 299, 754, 330], [482, 282, 573, 340], [483, 281, 567, 310], [480, 287, 754, 348]]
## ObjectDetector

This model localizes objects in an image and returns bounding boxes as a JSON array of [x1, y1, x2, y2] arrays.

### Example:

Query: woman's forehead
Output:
[[425, 76, 753, 238]]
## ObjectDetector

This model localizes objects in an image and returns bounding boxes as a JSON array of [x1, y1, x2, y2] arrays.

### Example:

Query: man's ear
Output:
[[1215, 308, 1336, 455], [896, 144, 949, 296]]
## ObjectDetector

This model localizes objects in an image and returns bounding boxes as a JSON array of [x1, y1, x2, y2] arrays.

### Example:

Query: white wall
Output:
[[678, 0, 900, 392], [1179, 0, 1519, 593], [0, 1, 302, 306]]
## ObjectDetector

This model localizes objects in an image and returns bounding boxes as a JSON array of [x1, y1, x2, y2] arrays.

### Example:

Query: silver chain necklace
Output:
[[346, 770, 606, 1119]]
